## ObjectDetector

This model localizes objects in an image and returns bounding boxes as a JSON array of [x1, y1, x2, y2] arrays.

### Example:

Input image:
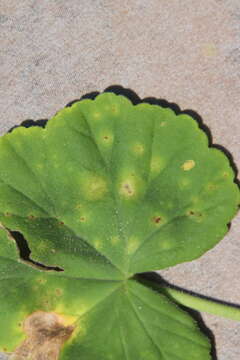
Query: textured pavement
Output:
[[0, 1, 240, 359]]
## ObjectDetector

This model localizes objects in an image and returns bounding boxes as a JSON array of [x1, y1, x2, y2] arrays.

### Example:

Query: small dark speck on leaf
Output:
[[153, 216, 162, 224]]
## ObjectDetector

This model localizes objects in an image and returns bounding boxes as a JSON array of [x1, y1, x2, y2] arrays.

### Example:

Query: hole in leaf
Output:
[[9, 230, 64, 272]]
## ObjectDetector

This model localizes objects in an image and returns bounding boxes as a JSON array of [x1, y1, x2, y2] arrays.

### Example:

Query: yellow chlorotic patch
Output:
[[37, 241, 48, 251], [181, 160, 195, 171], [179, 177, 191, 188], [55, 312, 77, 327], [126, 236, 140, 255], [36, 163, 43, 170], [92, 111, 101, 119], [111, 235, 120, 245], [55, 302, 88, 320], [160, 240, 172, 250], [132, 143, 145, 155], [79, 216, 87, 223], [75, 203, 82, 210], [37, 277, 47, 285], [111, 105, 119, 114], [206, 182, 217, 191], [93, 239, 102, 250], [222, 171, 230, 178], [55, 288, 63, 296], [119, 178, 136, 198], [150, 156, 165, 174], [104, 104, 111, 111], [101, 132, 113, 145], [190, 196, 199, 204], [160, 121, 166, 127], [82, 175, 108, 200], [5, 212, 12, 217], [186, 210, 204, 223]]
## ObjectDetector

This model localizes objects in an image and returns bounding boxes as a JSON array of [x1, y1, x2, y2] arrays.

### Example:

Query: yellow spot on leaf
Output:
[[150, 156, 164, 173], [94, 239, 102, 250], [111, 236, 120, 245], [38, 241, 48, 251], [127, 236, 140, 255], [179, 177, 191, 188], [75, 203, 82, 210], [55, 288, 63, 296], [101, 132, 113, 145], [83, 175, 108, 200], [111, 105, 119, 114], [92, 111, 101, 119], [186, 210, 203, 223], [160, 240, 172, 250], [119, 179, 135, 198], [133, 143, 145, 155], [36, 163, 43, 170], [206, 182, 217, 191], [190, 196, 199, 204], [37, 278, 47, 285], [181, 160, 195, 171]]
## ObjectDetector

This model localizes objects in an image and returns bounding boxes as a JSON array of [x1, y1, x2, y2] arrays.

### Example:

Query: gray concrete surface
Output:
[[0, 1, 239, 359]]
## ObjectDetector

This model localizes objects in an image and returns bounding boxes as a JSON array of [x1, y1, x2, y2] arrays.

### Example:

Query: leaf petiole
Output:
[[161, 286, 240, 321]]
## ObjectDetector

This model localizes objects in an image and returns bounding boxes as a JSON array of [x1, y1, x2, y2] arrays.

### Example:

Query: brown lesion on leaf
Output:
[[186, 210, 203, 222], [10, 311, 75, 360], [5, 212, 12, 217], [153, 216, 162, 224], [123, 183, 133, 195]]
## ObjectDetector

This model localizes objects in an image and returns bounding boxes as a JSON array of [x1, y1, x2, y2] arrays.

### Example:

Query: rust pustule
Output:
[[10, 311, 75, 360]]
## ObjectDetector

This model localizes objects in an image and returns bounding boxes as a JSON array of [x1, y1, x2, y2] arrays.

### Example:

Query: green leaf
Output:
[[0, 92, 238, 359]]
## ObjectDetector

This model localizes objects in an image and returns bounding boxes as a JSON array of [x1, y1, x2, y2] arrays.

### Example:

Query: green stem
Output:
[[161, 286, 240, 321]]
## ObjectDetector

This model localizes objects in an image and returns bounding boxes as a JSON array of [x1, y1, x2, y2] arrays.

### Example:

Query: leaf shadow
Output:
[[138, 272, 219, 360]]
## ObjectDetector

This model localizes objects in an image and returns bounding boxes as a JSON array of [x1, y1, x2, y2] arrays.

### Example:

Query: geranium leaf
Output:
[[0, 92, 238, 359], [0, 226, 210, 359]]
